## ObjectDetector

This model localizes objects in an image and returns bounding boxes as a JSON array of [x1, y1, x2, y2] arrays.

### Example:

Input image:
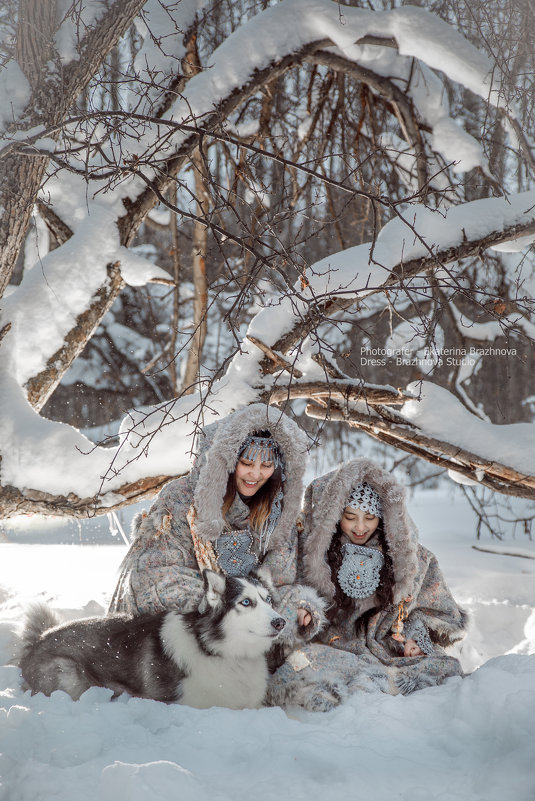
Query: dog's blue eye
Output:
[[240, 599, 251, 607], [266, 595, 272, 605]]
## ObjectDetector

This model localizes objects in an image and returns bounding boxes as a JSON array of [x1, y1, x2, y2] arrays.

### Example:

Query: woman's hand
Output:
[[297, 607, 312, 627], [404, 638, 424, 657]]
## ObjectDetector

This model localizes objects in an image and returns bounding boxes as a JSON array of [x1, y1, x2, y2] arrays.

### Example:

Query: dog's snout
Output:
[[271, 617, 286, 632]]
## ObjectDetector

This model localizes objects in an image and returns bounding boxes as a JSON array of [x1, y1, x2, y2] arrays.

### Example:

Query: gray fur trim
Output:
[[266, 670, 346, 712], [192, 404, 308, 549], [427, 607, 470, 647], [280, 584, 328, 643], [302, 458, 420, 604]]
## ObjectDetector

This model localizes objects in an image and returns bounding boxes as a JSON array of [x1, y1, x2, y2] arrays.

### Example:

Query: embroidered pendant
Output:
[[337, 543, 384, 599], [215, 530, 258, 577]]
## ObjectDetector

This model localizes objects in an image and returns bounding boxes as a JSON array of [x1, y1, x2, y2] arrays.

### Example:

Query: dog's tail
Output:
[[16, 603, 60, 664]]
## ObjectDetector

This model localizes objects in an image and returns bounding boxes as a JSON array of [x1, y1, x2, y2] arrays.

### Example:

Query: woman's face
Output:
[[340, 506, 380, 545], [234, 453, 275, 497]]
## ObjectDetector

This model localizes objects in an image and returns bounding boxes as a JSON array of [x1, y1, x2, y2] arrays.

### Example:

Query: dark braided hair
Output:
[[326, 521, 395, 623]]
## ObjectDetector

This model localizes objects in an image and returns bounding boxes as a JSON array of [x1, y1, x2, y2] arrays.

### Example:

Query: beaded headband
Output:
[[239, 434, 282, 469], [346, 482, 382, 518]]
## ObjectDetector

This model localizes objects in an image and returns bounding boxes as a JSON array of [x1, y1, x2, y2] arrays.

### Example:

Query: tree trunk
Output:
[[0, 0, 146, 298], [180, 146, 209, 395]]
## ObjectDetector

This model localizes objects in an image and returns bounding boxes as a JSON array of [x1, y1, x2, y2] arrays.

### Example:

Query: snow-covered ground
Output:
[[1, 489, 534, 801]]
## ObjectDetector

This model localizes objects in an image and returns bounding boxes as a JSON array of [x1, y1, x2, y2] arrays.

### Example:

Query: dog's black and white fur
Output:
[[18, 570, 285, 710]]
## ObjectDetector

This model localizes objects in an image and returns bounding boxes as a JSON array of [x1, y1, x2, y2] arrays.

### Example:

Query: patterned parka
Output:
[[108, 404, 327, 654], [267, 459, 468, 711]]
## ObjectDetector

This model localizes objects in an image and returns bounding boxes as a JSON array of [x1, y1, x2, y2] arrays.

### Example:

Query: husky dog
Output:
[[18, 570, 286, 710]]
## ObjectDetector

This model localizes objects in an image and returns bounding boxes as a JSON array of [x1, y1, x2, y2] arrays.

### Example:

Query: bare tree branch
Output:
[[305, 402, 535, 500], [0, 473, 178, 519], [259, 216, 535, 374]]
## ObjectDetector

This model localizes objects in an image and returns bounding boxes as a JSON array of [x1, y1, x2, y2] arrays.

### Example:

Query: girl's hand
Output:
[[404, 638, 424, 657], [297, 607, 312, 627]]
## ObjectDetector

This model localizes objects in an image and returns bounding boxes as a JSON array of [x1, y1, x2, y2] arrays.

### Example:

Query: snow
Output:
[[116, 246, 170, 287], [402, 381, 535, 475], [23, 208, 50, 273], [1, 489, 534, 801], [430, 118, 485, 174], [1, 203, 117, 386], [54, 0, 108, 64], [0, 61, 30, 132]]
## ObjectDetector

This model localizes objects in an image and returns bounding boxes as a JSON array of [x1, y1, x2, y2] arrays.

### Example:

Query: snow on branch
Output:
[[305, 400, 535, 501], [2, 188, 535, 516], [1, 0, 534, 518], [257, 193, 535, 372], [2, 0, 522, 410]]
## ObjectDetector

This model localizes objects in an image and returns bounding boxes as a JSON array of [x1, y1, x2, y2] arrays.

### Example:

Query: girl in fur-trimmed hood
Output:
[[108, 403, 326, 657], [267, 458, 468, 712]]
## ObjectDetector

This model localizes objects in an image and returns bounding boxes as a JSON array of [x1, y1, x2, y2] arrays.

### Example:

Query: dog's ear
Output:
[[202, 569, 226, 609]]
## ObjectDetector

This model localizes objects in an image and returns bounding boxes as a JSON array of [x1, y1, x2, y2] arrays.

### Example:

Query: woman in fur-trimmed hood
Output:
[[108, 403, 326, 655], [267, 458, 468, 712]]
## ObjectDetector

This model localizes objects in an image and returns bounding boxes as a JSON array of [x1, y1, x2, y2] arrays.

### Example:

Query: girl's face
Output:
[[234, 453, 275, 497], [340, 506, 380, 545]]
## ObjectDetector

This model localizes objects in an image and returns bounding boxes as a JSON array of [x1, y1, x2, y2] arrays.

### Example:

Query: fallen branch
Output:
[[0, 473, 178, 519], [305, 401, 535, 500], [262, 380, 408, 406], [472, 545, 535, 560]]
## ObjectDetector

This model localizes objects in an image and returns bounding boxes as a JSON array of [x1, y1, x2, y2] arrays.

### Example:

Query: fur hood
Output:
[[302, 458, 420, 605], [192, 403, 308, 548]]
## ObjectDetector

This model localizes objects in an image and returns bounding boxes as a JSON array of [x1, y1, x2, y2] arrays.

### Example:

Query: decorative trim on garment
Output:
[[155, 512, 173, 539], [258, 488, 283, 553], [391, 596, 412, 642], [405, 618, 434, 655], [337, 543, 384, 599], [187, 505, 220, 572], [214, 530, 259, 577]]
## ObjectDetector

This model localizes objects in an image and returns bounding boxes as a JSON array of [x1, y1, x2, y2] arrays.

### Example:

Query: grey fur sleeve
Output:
[[272, 584, 328, 649], [410, 548, 469, 647], [108, 479, 204, 615], [261, 523, 299, 588]]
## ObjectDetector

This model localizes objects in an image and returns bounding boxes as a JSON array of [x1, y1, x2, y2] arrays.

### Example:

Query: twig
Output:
[[472, 545, 535, 560]]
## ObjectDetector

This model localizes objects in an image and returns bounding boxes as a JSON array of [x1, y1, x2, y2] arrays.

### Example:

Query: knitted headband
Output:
[[346, 482, 382, 518]]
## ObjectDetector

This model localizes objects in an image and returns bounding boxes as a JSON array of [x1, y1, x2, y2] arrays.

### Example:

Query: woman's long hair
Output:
[[326, 521, 395, 621], [222, 430, 283, 531]]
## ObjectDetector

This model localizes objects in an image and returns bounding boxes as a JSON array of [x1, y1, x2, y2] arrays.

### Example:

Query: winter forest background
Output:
[[1, 0, 535, 526], [1, 1, 535, 799]]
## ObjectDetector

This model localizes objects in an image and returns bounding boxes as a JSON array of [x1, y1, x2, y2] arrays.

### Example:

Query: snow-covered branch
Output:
[[2, 186, 535, 516], [1, 0, 534, 519]]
